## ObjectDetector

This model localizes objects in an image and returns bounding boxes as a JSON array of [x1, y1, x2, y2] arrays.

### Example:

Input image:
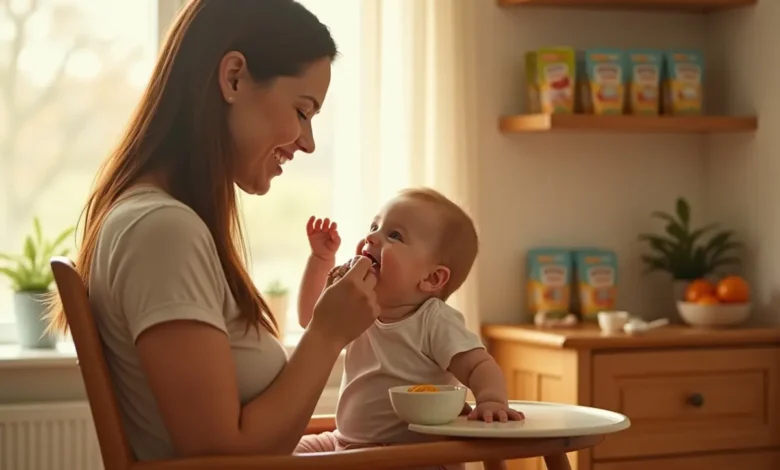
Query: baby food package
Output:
[[527, 248, 572, 316], [663, 50, 704, 115], [573, 249, 618, 321], [526, 47, 576, 115], [579, 48, 626, 116], [626, 49, 663, 116]]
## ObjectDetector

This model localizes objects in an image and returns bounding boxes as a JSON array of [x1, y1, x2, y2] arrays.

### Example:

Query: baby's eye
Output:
[[369, 223, 378, 232], [297, 109, 309, 121], [389, 230, 402, 241]]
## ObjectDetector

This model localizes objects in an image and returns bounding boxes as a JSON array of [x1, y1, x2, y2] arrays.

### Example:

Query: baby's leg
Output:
[[294, 431, 339, 453]]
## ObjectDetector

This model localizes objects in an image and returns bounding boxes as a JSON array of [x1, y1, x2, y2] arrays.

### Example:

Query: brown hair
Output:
[[397, 187, 479, 300], [46, 0, 338, 337]]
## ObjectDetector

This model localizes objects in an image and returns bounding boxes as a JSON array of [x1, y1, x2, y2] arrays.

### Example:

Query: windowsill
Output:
[[0, 341, 78, 370]]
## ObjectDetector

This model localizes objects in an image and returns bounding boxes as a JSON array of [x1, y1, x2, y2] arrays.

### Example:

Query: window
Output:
[[0, 0, 179, 341], [0, 0, 365, 345]]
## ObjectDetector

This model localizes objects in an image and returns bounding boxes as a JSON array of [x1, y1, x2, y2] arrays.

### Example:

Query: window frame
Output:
[[0, 0, 185, 345]]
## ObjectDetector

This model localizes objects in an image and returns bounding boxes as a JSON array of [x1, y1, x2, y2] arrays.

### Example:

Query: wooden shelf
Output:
[[499, 114, 758, 134], [497, 0, 757, 13]]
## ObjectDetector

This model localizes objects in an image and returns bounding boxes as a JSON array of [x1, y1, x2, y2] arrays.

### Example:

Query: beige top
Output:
[[335, 298, 484, 445], [88, 186, 287, 461]]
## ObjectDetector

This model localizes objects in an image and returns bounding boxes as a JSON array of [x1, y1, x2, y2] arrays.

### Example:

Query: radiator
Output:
[[0, 401, 102, 470]]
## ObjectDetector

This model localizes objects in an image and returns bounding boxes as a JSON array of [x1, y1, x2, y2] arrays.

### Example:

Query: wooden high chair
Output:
[[51, 256, 599, 470]]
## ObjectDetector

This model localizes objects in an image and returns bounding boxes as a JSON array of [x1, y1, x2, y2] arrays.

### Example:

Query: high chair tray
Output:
[[408, 400, 630, 439]]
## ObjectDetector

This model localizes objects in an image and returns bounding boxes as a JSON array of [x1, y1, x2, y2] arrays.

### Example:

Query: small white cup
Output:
[[598, 310, 629, 334]]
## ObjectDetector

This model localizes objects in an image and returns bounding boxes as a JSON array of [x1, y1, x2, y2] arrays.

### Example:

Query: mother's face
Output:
[[219, 53, 332, 195]]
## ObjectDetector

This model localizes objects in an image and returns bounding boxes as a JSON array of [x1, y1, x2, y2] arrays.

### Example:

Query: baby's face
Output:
[[360, 197, 451, 307]]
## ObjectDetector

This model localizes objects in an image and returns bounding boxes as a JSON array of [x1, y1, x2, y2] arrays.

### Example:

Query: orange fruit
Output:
[[716, 276, 750, 303], [685, 279, 716, 302], [696, 295, 720, 305]]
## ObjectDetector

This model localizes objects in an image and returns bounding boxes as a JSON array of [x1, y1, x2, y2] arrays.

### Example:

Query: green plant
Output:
[[0, 217, 75, 292], [264, 279, 288, 297], [639, 197, 741, 280]]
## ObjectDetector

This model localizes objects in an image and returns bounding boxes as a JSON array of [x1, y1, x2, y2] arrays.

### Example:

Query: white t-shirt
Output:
[[335, 297, 484, 444], [89, 186, 287, 460]]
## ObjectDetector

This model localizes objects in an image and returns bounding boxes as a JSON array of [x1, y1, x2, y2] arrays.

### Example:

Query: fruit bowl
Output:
[[389, 385, 466, 425], [676, 301, 751, 327]]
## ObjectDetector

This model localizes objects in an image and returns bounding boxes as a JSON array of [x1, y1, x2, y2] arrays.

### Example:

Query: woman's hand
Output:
[[309, 256, 379, 347], [306, 216, 341, 261]]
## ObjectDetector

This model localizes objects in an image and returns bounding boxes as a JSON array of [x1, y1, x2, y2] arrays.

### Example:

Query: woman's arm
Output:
[[137, 320, 342, 456], [297, 254, 334, 328], [114, 208, 377, 457]]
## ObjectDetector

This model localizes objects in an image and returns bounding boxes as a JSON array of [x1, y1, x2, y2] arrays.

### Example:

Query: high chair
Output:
[[51, 256, 602, 469]]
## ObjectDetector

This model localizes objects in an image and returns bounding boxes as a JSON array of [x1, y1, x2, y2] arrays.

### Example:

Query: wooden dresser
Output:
[[482, 324, 780, 470]]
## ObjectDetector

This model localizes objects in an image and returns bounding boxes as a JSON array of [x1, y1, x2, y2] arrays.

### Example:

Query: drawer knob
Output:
[[687, 393, 705, 408]]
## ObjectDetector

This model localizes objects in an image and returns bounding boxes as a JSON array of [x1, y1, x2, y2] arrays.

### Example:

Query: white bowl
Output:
[[676, 301, 751, 327], [389, 385, 467, 425], [597, 310, 629, 334]]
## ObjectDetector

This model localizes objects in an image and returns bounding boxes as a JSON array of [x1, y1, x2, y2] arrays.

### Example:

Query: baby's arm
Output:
[[426, 304, 523, 423], [298, 217, 342, 328], [449, 349, 517, 420]]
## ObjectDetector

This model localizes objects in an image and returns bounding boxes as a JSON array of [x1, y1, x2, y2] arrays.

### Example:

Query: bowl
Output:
[[388, 385, 467, 425], [597, 310, 629, 334], [676, 301, 751, 327]]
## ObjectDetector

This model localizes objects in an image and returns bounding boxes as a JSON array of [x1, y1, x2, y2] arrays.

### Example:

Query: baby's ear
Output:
[[419, 266, 450, 294]]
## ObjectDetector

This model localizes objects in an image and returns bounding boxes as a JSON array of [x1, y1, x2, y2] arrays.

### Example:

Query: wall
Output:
[[470, 0, 712, 324], [706, 2, 780, 325]]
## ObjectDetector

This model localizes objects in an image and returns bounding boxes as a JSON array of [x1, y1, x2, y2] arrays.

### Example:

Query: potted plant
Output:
[[638, 197, 741, 300], [263, 279, 289, 340], [0, 217, 75, 349]]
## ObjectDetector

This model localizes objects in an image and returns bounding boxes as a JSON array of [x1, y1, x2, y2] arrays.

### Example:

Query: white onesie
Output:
[[334, 297, 485, 445]]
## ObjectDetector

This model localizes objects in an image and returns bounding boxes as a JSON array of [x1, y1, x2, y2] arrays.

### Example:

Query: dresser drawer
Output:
[[592, 347, 780, 460]]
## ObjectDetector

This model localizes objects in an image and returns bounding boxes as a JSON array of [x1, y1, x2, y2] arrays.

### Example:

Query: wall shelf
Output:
[[499, 114, 758, 134], [497, 0, 757, 13]]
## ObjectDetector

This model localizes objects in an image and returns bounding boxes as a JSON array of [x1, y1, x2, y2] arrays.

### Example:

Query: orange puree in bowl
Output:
[[407, 385, 440, 392]]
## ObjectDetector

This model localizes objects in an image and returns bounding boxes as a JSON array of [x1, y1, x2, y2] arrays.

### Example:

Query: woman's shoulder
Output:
[[102, 186, 211, 247]]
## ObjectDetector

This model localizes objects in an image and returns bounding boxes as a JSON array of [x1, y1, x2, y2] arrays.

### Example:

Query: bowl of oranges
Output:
[[677, 276, 751, 327]]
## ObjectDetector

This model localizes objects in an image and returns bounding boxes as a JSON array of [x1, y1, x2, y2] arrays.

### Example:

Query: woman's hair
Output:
[[46, 0, 338, 337]]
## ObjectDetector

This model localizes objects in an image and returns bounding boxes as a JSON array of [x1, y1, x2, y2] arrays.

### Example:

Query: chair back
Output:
[[51, 256, 134, 470]]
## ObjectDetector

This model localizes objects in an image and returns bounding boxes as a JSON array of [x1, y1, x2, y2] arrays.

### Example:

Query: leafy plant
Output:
[[263, 279, 288, 297], [0, 217, 75, 292], [639, 197, 741, 280]]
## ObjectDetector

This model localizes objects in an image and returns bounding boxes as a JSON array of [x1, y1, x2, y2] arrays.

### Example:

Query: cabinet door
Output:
[[490, 341, 588, 470]]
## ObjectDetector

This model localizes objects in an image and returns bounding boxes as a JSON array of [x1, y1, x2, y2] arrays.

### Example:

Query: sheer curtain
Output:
[[331, 0, 482, 333]]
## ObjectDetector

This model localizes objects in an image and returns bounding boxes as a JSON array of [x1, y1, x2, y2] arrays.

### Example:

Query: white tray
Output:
[[408, 400, 630, 439]]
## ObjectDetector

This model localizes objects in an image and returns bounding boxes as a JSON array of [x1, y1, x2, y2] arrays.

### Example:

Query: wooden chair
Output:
[[51, 256, 599, 470]]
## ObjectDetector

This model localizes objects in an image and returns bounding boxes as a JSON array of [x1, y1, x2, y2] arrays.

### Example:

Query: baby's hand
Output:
[[306, 216, 341, 261], [468, 401, 525, 423]]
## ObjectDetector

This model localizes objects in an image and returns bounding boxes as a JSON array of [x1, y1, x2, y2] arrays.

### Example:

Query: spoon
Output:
[[623, 318, 669, 335]]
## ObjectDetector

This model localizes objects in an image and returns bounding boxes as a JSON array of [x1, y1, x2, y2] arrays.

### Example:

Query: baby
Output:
[[295, 187, 523, 463]]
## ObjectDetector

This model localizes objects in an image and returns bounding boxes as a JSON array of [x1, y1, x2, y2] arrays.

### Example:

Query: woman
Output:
[[46, 0, 379, 460]]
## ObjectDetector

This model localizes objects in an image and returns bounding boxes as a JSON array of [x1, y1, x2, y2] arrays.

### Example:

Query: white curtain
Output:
[[331, 0, 482, 334]]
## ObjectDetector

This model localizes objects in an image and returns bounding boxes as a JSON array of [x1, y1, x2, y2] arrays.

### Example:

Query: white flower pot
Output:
[[265, 294, 289, 340], [13, 290, 57, 349]]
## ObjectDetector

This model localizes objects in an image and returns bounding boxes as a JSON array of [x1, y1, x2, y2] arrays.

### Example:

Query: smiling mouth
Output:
[[273, 149, 292, 166]]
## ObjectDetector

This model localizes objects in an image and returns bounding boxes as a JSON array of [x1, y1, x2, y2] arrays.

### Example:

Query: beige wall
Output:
[[468, 1, 765, 325], [706, 3, 780, 325]]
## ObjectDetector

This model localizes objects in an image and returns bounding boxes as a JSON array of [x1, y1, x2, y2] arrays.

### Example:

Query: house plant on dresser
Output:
[[0, 217, 74, 349], [638, 197, 741, 303]]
